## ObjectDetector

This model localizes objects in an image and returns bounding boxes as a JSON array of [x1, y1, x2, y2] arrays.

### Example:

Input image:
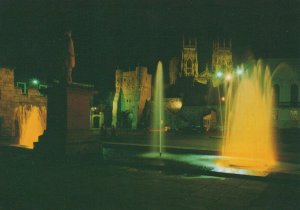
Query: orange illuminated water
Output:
[[15, 105, 47, 148], [221, 63, 276, 170]]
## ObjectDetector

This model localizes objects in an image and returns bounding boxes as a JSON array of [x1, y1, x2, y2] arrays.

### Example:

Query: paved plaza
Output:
[[1, 129, 300, 209]]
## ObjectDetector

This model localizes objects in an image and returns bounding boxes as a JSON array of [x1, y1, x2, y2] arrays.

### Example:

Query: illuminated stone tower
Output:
[[180, 38, 199, 78], [112, 67, 152, 129], [212, 40, 233, 74]]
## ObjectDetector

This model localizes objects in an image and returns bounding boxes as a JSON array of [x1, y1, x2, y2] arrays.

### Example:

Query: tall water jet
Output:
[[221, 62, 276, 170], [152, 61, 165, 156], [15, 105, 47, 148]]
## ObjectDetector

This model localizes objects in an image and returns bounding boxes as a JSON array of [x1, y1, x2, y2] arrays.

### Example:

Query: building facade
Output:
[[112, 66, 152, 129], [271, 60, 300, 128], [211, 40, 233, 73]]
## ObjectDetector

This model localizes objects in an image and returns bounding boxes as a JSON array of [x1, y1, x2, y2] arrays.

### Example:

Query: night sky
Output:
[[0, 0, 299, 93]]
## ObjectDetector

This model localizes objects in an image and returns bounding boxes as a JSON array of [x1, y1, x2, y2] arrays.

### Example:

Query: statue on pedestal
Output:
[[65, 31, 75, 84]]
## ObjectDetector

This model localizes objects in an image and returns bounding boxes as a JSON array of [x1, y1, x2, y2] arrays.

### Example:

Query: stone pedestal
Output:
[[34, 83, 98, 158]]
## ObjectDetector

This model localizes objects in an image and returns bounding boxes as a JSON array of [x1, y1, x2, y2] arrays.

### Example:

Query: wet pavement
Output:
[[101, 130, 300, 178]]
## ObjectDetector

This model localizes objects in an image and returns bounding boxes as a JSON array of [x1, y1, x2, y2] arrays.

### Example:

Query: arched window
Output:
[[273, 84, 280, 107], [186, 59, 192, 74], [291, 84, 298, 107]]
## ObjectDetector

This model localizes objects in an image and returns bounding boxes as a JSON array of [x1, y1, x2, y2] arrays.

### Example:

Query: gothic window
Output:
[[187, 59, 192, 74], [291, 84, 298, 107], [273, 84, 280, 107]]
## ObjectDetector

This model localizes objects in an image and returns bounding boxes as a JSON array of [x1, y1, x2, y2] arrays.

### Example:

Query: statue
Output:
[[65, 31, 75, 84]]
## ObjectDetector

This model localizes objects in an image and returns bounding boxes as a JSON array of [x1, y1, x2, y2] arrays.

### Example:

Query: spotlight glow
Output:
[[216, 71, 223, 78], [236, 68, 243, 75], [225, 73, 232, 81], [31, 79, 39, 86]]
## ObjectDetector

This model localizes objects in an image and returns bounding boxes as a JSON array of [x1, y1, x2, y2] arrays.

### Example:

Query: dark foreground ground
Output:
[[1, 157, 300, 210], [0, 129, 300, 210]]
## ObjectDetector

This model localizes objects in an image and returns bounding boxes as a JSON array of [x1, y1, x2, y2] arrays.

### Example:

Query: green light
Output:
[[216, 71, 223, 78], [237, 68, 243, 75], [31, 79, 39, 86]]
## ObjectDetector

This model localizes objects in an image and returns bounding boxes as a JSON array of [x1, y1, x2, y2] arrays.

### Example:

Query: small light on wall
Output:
[[91, 107, 97, 111], [31, 79, 40, 86]]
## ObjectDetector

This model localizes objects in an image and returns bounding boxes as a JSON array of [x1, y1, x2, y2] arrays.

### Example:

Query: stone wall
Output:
[[0, 68, 47, 138], [0, 68, 15, 136]]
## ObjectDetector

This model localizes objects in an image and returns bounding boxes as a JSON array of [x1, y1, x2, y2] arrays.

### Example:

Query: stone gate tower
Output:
[[180, 38, 199, 78]]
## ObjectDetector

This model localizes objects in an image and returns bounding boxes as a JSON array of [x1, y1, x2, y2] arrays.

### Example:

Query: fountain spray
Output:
[[152, 61, 165, 157]]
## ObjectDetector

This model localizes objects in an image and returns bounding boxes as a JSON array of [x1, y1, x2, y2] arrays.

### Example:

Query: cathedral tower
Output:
[[180, 38, 199, 78], [212, 40, 233, 74]]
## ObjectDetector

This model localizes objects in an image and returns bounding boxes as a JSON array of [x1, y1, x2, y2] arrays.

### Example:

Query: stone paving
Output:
[[0, 159, 300, 210]]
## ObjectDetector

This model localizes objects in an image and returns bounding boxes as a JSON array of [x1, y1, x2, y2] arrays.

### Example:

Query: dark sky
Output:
[[0, 0, 299, 92]]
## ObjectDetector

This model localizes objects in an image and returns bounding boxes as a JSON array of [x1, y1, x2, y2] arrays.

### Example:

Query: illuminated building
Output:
[[112, 66, 152, 129], [180, 38, 199, 78], [268, 59, 300, 128], [211, 40, 233, 74], [166, 39, 300, 130]]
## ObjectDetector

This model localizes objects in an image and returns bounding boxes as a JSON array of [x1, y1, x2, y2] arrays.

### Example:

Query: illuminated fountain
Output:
[[220, 61, 276, 170], [15, 105, 47, 148], [152, 61, 165, 156]]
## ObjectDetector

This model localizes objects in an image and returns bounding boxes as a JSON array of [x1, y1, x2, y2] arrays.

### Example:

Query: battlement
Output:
[[0, 68, 14, 85]]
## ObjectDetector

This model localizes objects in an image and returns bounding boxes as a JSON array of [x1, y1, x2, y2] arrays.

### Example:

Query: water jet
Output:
[[15, 105, 47, 148], [152, 61, 165, 157], [220, 61, 276, 171]]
